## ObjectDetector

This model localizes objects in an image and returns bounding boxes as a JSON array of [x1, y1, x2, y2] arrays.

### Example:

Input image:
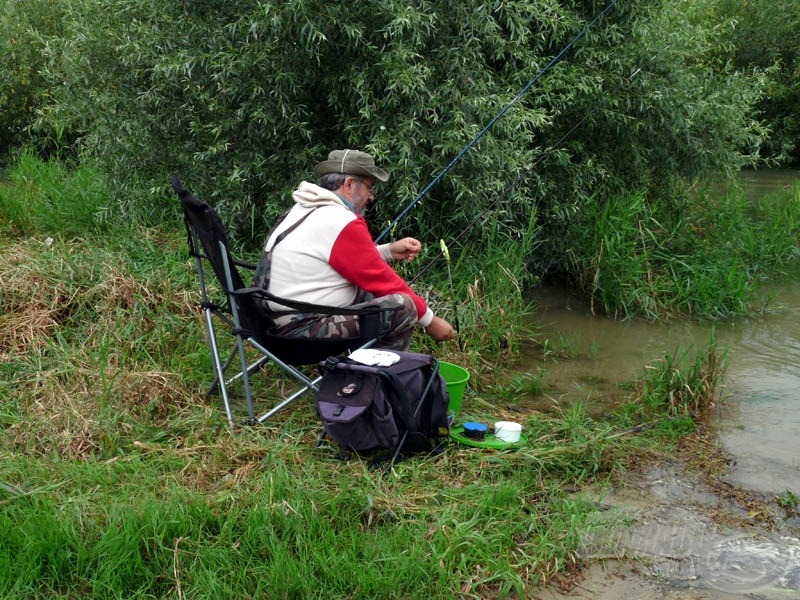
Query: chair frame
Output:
[[172, 177, 394, 427]]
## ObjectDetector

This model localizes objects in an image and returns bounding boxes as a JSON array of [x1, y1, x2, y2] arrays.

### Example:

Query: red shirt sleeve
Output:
[[328, 217, 428, 318]]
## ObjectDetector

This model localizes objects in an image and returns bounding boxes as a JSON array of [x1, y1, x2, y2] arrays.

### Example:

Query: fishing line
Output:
[[408, 112, 591, 284], [406, 54, 654, 285], [375, 0, 618, 243]]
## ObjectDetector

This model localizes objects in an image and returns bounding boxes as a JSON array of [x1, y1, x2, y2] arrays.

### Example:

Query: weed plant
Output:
[[566, 184, 800, 319], [2, 157, 728, 598], [407, 208, 541, 387], [0, 149, 113, 236]]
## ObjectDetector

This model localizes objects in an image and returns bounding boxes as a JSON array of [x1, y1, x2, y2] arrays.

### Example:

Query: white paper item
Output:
[[348, 348, 401, 367]]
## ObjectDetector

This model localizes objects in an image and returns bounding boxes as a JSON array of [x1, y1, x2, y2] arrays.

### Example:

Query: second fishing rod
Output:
[[374, 0, 618, 245]]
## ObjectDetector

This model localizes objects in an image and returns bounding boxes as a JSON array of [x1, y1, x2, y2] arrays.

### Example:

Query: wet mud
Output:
[[534, 459, 800, 599]]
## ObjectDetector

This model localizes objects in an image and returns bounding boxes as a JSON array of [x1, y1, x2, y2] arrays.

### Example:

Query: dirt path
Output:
[[533, 454, 800, 599]]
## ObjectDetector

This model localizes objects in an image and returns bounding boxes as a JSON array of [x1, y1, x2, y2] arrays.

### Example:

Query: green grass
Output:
[[565, 184, 800, 319], [0, 148, 114, 236], [1, 154, 729, 598]]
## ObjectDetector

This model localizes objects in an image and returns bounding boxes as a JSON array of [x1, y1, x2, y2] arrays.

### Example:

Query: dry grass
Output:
[[0, 238, 193, 355], [0, 236, 201, 463], [0, 242, 65, 354]]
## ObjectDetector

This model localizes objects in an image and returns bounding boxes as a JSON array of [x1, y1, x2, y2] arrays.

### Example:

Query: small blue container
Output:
[[463, 421, 488, 440]]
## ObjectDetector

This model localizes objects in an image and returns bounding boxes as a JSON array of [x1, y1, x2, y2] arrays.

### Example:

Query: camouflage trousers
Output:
[[271, 293, 418, 351]]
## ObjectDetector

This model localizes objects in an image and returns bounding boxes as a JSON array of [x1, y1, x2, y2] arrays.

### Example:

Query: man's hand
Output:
[[425, 316, 456, 342], [389, 237, 421, 261]]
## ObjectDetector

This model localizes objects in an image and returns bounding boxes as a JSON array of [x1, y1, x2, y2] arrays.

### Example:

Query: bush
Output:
[[28, 2, 765, 243], [0, 0, 65, 158], [33, 0, 573, 242], [712, 0, 800, 165], [4, 0, 781, 321], [532, 0, 769, 281]]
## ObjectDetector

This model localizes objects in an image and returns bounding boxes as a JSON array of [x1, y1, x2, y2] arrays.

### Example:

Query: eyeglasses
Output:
[[353, 176, 375, 195]]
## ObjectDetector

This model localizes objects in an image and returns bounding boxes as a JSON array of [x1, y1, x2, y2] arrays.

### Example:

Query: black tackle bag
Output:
[[316, 350, 450, 456]]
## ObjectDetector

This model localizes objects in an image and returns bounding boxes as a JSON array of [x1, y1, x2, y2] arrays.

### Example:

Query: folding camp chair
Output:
[[171, 177, 397, 427]]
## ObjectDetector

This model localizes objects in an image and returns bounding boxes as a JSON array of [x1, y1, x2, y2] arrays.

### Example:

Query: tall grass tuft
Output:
[[640, 342, 726, 421], [612, 338, 727, 435], [410, 209, 540, 386], [0, 150, 116, 236], [566, 184, 800, 320]]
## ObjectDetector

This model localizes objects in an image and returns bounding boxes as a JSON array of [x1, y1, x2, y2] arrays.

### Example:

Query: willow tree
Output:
[[711, 0, 800, 164], [0, 0, 65, 158], [25, 0, 766, 316]]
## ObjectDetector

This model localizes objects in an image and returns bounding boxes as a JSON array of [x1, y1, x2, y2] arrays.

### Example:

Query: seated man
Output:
[[253, 148, 456, 350]]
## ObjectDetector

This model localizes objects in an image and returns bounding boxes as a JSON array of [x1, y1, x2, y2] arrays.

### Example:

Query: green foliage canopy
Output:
[[712, 0, 800, 164], [22, 1, 763, 242], [31, 0, 572, 242], [3, 0, 781, 323], [0, 0, 64, 157]]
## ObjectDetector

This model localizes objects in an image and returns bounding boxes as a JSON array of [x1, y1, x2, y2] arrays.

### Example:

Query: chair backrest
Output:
[[172, 176, 276, 339], [171, 176, 247, 293]]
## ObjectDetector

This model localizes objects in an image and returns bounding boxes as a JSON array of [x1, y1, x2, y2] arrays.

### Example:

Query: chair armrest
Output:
[[232, 258, 258, 271], [232, 287, 399, 317]]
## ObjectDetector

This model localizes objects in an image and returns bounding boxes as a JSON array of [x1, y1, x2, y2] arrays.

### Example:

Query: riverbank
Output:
[[526, 280, 800, 598], [2, 159, 797, 597], [0, 226, 729, 598], [526, 280, 800, 493], [536, 428, 800, 599]]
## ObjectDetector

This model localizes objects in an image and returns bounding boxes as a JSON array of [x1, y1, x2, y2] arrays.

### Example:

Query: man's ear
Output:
[[341, 176, 358, 196]]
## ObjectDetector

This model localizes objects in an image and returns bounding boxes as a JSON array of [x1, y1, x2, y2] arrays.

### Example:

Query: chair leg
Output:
[[203, 307, 236, 429], [193, 253, 241, 427], [246, 337, 322, 423], [203, 311, 272, 426], [233, 335, 258, 422], [206, 346, 237, 397], [207, 331, 321, 426], [257, 374, 322, 423]]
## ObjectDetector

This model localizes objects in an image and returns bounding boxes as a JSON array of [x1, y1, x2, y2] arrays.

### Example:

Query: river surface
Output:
[[525, 169, 800, 496], [528, 283, 800, 496]]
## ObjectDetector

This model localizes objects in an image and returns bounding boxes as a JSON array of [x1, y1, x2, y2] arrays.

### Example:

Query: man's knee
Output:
[[367, 294, 416, 325]]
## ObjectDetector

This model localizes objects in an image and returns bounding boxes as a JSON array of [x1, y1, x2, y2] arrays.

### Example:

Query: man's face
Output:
[[342, 175, 377, 216]]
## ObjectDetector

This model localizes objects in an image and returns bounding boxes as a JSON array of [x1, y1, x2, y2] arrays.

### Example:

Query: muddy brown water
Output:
[[527, 281, 800, 496], [525, 169, 800, 598], [526, 168, 800, 495]]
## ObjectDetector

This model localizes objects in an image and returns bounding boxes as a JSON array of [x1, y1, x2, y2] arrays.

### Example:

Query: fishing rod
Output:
[[375, 0, 617, 244], [408, 111, 591, 285], [407, 52, 655, 284]]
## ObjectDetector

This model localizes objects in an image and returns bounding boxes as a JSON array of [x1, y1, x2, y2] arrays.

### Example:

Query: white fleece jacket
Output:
[[264, 181, 434, 327]]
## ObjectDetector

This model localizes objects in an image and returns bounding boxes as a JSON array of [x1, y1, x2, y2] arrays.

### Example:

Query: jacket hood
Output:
[[292, 181, 348, 209]]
